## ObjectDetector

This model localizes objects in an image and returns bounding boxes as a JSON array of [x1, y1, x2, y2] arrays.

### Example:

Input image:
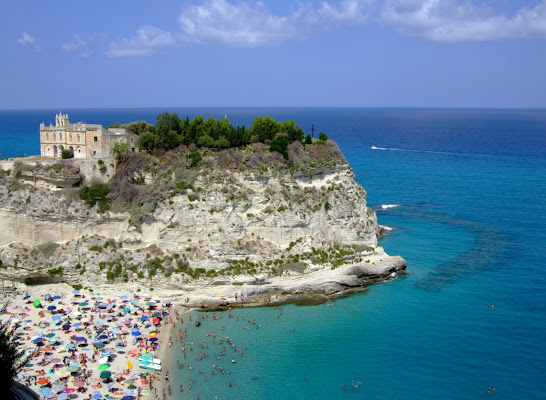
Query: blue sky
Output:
[[2, 0, 546, 109]]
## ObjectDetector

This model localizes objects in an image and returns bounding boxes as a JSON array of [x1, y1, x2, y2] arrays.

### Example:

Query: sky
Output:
[[2, 0, 546, 109]]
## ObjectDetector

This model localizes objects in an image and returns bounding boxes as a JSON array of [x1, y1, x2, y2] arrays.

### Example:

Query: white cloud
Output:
[[18, 32, 37, 48], [62, 35, 92, 58], [106, 25, 174, 57], [318, 0, 373, 25], [178, 0, 303, 46], [381, 0, 546, 42]]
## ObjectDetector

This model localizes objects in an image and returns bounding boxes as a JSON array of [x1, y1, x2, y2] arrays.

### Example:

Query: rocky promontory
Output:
[[0, 139, 405, 307]]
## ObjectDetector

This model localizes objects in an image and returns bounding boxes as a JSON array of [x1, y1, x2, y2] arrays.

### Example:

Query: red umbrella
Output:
[[152, 317, 159, 324], [37, 378, 49, 385]]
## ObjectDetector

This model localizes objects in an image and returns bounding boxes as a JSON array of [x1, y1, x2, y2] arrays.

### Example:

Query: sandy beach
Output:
[[3, 283, 182, 400]]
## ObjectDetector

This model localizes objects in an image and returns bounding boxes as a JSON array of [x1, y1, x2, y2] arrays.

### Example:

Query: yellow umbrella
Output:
[[219, 293, 226, 297], [149, 332, 157, 338]]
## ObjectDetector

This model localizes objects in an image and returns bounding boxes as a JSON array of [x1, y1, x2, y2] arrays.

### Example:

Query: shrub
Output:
[[47, 267, 63, 276], [319, 132, 328, 141], [189, 151, 201, 168], [37, 242, 59, 257], [61, 149, 74, 159], [325, 202, 332, 212], [80, 182, 109, 212]]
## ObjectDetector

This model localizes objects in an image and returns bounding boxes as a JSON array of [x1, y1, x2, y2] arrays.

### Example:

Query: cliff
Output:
[[0, 140, 405, 306]]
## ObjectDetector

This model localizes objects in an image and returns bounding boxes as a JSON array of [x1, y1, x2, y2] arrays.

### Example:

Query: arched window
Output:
[[46, 133, 49, 140], [60, 133, 62, 140], [77, 134, 80, 142], [53, 133, 56, 141], [69, 133, 73, 141]]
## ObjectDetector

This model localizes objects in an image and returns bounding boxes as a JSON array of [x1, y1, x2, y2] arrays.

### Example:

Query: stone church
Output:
[[40, 112, 138, 159]]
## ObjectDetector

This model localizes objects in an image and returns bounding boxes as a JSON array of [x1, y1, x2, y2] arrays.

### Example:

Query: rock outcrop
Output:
[[0, 141, 406, 305]]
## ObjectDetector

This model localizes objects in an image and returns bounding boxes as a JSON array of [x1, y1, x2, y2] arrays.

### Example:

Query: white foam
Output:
[[380, 204, 399, 209], [379, 225, 394, 231]]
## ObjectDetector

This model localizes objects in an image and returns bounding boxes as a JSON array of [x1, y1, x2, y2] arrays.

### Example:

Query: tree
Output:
[[319, 132, 328, 141], [137, 131, 158, 152], [1, 303, 32, 399], [249, 116, 280, 143], [112, 142, 129, 162]]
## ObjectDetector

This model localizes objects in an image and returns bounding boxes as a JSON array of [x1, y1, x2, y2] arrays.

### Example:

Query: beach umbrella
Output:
[[63, 388, 75, 393], [66, 343, 76, 349], [123, 307, 130, 312], [44, 294, 51, 298], [33, 337, 43, 344], [145, 302, 155, 306], [52, 316, 62, 323], [51, 358, 61, 363], [121, 295, 128, 300], [68, 362, 80, 371], [53, 295, 62, 299], [92, 393, 103, 399], [149, 337, 158, 342], [132, 331, 141, 337], [56, 370, 70, 377], [23, 295, 31, 300], [98, 364, 109, 371], [148, 326, 156, 332], [152, 317, 159, 324], [47, 305, 57, 311], [73, 322, 82, 328], [37, 378, 50, 385], [62, 324, 71, 330], [38, 387, 52, 394], [79, 302, 88, 306], [140, 315, 148, 321], [98, 357, 109, 365], [101, 350, 112, 357], [92, 339, 101, 345], [132, 300, 139, 306], [33, 300, 41, 308], [100, 371, 111, 379], [75, 336, 86, 342], [121, 396, 134, 400], [46, 332, 55, 337], [72, 290, 80, 294], [149, 332, 157, 338], [58, 393, 69, 400], [48, 337, 58, 342], [52, 384, 65, 392], [44, 393, 57, 399]]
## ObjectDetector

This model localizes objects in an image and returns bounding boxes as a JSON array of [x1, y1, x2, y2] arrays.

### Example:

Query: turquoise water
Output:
[[1, 108, 545, 399]]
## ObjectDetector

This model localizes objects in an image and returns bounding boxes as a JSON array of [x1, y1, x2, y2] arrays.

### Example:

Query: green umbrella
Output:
[[98, 364, 109, 371], [146, 302, 155, 306], [152, 312, 161, 317], [79, 302, 88, 306], [33, 300, 41, 308], [100, 371, 111, 379]]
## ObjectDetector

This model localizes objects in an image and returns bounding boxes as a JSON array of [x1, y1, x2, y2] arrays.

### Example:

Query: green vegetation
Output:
[[47, 267, 63, 276], [61, 149, 74, 159], [37, 242, 59, 257], [1, 303, 31, 400], [80, 182, 109, 212]]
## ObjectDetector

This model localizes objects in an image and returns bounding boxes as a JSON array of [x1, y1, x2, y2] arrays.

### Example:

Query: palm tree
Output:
[[1, 302, 32, 399]]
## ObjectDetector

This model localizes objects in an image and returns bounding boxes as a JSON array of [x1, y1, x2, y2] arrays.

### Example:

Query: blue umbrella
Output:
[[149, 337, 158, 342], [140, 315, 148, 321], [62, 324, 71, 330], [121, 396, 134, 400], [33, 338, 43, 344], [23, 295, 31, 300], [72, 290, 80, 294], [92, 392, 103, 399], [92, 339, 101, 345], [101, 351, 112, 357], [58, 393, 69, 400], [75, 336, 86, 342], [38, 387, 51, 394], [53, 296, 62, 299], [52, 315, 61, 322], [132, 331, 141, 337], [48, 337, 58, 342], [66, 343, 76, 349], [44, 294, 51, 298], [123, 307, 131, 312], [98, 334, 108, 340], [73, 323, 82, 328], [121, 295, 128, 300], [47, 305, 56, 311]]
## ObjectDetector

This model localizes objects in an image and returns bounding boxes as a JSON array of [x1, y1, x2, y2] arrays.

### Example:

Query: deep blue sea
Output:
[[1, 108, 546, 399]]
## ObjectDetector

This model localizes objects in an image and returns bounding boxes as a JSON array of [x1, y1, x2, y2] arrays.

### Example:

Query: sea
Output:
[[1, 108, 545, 399]]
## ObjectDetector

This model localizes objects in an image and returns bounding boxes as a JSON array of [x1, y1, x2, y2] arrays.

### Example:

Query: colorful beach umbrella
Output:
[[37, 378, 49, 385], [33, 300, 41, 308], [98, 364, 109, 371], [99, 370, 111, 379]]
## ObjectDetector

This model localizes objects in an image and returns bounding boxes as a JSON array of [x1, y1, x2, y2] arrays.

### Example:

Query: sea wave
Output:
[[379, 224, 394, 231], [380, 204, 400, 210]]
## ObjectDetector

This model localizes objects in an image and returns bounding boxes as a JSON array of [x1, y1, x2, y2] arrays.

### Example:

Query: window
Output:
[[60, 133, 62, 140], [93, 151, 97, 155], [94, 136, 98, 142], [53, 133, 56, 140], [46, 133, 49, 140], [132, 148, 136, 152], [77, 134, 80, 142], [69, 134, 72, 141]]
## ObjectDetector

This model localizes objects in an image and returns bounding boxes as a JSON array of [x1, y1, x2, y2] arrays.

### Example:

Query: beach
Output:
[[4, 283, 182, 400]]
